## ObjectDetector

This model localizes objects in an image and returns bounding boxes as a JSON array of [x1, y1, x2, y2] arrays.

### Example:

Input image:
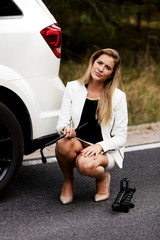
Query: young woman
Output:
[[55, 48, 128, 204]]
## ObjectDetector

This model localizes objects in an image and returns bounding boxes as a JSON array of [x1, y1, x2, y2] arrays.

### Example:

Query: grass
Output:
[[59, 56, 160, 126], [121, 64, 160, 125]]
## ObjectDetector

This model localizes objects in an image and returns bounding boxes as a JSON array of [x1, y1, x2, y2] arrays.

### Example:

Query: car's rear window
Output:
[[0, 0, 23, 17]]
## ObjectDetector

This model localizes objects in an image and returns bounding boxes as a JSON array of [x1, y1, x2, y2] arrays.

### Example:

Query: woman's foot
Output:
[[60, 179, 74, 204], [60, 195, 73, 204], [94, 172, 111, 202]]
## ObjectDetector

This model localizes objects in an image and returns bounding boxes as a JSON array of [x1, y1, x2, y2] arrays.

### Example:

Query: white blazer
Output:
[[56, 80, 128, 169]]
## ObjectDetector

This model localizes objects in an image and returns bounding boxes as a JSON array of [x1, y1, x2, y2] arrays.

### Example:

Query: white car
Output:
[[0, 0, 64, 196]]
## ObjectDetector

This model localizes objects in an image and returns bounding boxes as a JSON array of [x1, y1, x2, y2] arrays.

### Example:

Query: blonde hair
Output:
[[78, 48, 121, 126]]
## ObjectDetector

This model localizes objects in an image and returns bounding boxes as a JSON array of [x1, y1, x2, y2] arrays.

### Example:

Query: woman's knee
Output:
[[56, 138, 82, 159], [56, 138, 72, 156], [76, 155, 95, 176]]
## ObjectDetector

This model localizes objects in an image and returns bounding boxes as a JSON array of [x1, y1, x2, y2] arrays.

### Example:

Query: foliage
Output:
[[42, 0, 160, 125], [120, 59, 160, 125], [43, 0, 160, 59]]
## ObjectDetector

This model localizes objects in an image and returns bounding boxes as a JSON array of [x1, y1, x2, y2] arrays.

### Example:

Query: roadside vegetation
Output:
[[43, 0, 160, 125]]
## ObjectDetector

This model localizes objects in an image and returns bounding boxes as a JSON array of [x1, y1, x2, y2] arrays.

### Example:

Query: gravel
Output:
[[127, 121, 160, 146]]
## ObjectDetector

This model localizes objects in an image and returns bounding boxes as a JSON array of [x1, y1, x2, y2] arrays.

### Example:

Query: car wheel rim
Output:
[[0, 123, 12, 181]]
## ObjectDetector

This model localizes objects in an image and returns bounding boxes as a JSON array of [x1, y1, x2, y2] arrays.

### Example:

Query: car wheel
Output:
[[0, 103, 24, 196]]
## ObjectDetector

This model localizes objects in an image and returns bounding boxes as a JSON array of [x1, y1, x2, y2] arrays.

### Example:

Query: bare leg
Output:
[[76, 153, 110, 201], [95, 171, 111, 201], [55, 137, 83, 200], [75, 153, 108, 178]]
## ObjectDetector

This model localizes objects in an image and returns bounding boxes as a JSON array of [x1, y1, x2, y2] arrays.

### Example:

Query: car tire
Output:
[[0, 102, 24, 197]]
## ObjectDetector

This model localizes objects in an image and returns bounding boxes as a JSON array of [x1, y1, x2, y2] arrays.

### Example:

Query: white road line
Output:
[[23, 142, 160, 166], [125, 142, 160, 152], [23, 157, 57, 166]]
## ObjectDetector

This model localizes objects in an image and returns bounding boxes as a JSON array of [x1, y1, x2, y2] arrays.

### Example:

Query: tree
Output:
[[42, 0, 160, 59]]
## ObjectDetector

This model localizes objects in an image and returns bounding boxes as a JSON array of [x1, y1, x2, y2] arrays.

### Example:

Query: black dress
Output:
[[76, 98, 103, 144]]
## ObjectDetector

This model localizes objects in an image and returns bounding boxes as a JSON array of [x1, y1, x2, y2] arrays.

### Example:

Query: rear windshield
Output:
[[0, 0, 23, 17]]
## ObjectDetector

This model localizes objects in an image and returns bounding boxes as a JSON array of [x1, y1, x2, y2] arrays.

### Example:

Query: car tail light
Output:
[[40, 24, 62, 58]]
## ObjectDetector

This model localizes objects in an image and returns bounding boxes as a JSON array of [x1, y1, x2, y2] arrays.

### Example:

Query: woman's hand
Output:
[[81, 144, 103, 159], [61, 126, 76, 138]]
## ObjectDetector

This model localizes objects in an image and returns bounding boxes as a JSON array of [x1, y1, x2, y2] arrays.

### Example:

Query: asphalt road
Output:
[[0, 147, 160, 240]]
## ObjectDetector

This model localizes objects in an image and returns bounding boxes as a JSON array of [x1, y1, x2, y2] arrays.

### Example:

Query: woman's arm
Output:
[[98, 93, 128, 153]]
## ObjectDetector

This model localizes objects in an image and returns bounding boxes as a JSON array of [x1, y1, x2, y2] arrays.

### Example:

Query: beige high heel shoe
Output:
[[60, 181, 74, 204], [94, 172, 111, 202], [60, 195, 73, 204]]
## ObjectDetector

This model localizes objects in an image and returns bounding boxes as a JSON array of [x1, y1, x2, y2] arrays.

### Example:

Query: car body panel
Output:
[[0, 0, 64, 140]]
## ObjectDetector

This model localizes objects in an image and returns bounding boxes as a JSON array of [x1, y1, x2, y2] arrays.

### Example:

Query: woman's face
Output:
[[91, 54, 115, 83]]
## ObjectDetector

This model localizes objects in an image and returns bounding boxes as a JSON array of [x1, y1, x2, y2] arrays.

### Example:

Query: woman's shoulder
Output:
[[65, 80, 86, 98], [66, 80, 84, 89], [113, 88, 126, 99], [112, 88, 126, 108]]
